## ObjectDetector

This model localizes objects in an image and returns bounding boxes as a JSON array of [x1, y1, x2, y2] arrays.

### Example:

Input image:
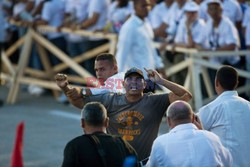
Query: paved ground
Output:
[[0, 86, 168, 167]]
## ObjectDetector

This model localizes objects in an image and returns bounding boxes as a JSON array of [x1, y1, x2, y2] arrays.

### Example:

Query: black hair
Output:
[[95, 53, 117, 66], [216, 65, 238, 90], [81, 102, 107, 127]]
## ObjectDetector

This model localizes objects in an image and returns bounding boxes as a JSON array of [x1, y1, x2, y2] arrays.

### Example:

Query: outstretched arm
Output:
[[144, 68, 192, 103], [55, 74, 85, 109]]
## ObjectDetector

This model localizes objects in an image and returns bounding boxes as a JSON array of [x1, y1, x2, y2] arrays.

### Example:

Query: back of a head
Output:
[[167, 101, 193, 123], [95, 53, 117, 67], [81, 102, 107, 127], [216, 65, 238, 90]]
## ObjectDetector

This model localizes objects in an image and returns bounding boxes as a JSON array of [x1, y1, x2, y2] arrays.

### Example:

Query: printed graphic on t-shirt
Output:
[[116, 110, 144, 141]]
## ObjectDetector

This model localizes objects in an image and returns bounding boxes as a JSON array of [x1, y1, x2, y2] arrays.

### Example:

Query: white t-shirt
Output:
[[13, 3, 26, 16], [86, 0, 110, 31], [41, 0, 65, 39], [150, 1, 172, 29]]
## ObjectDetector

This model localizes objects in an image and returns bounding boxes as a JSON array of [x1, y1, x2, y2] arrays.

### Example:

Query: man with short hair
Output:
[[147, 100, 232, 167], [198, 65, 250, 167], [116, 0, 166, 77], [62, 102, 138, 167], [55, 53, 125, 99], [60, 67, 192, 161]]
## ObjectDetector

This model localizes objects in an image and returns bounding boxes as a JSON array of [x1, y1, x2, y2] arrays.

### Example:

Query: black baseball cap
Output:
[[124, 67, 144, 79]]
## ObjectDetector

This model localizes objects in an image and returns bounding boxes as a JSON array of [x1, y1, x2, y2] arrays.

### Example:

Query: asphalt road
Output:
[[0, 85, 168, 167]]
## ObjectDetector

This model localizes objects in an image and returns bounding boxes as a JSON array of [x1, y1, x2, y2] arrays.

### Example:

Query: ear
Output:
[[104, 117, 109, 128], [114, 65, 118, 72], [81, 119, 85, 129], [167, 117, 171, 127]]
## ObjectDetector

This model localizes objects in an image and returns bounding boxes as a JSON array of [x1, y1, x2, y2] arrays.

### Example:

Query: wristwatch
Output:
[[82, 88, 87, 97]]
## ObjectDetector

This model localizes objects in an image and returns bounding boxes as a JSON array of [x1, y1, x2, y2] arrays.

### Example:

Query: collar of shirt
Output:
[[169, 123, 197, 133], [218, 90, 238, 99], [131, 14, 144, 26]]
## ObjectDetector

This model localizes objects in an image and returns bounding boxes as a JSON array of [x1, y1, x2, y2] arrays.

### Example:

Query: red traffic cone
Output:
[[11, 122, 25, 167]]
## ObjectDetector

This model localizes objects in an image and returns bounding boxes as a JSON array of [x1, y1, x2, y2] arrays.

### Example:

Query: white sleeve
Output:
[[41, 2, 51, 21], [116, 26, 134, 72], [153, 48, 164, 69], [193, 21, 207, 45], [174, 20, 185, 43], [197, 106, 214, 131], [146, 140, 161, 167], [225, 22, 240, 46], [90, 0, 104, 14], [246, 24, 250, 46], [242, 8, 250, 28], [234, 0, 243, 22]]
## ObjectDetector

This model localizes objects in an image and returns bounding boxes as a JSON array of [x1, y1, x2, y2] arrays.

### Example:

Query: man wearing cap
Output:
[[65, 67, 192, 162], [174, 1, 206, 48]]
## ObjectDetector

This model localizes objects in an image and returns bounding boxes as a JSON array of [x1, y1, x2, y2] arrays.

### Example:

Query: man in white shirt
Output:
[[198, 65, 250, 167], [199, 0, 243, 27], [116, 0, 165, 77], [196, 0, 240, 66], [147, 100, 232, 167], [55, 53, 125, 98], [150, 0, 174, 38], [174, 1, 206, 48]]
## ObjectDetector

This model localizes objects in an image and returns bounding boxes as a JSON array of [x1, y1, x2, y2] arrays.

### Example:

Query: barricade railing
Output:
[[1, 21, 117, 104], [155, 43, 250, 111]]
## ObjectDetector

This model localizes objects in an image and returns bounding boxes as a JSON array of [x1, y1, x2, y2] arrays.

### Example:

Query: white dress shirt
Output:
[[146, 123, 232, 167], [89, 72, 125, 95], [198, 91, 250, 167], [116, 15, 164, 76], [200, 16, 240, 65], [41, 0, 65, 39]]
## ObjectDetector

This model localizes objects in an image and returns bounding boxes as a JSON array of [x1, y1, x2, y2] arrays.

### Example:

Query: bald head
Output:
[[167, 101, 193, 122]]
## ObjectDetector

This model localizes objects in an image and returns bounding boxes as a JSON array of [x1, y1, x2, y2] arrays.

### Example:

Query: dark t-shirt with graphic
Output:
[[85, 92, 170, 160]]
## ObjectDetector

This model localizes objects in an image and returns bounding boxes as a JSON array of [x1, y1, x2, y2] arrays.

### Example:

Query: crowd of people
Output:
[[1, 0, 250, 166], [0, 0, 250, 98], [57, 64, 250, 167]]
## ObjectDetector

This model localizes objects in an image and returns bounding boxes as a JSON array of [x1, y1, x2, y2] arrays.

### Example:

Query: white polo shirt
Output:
[[41, 0, 65, 39], [150, 1, 172, 29], [146, 123, 232, 167], [198, 91, 250, 167], [116, 15, 164, 76], [201, 16, 240, 64], [174, 18, 206, 45], [86, 0, 110, 31]]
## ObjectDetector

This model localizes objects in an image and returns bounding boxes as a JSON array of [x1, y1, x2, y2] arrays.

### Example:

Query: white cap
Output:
[[184, 1, 199, 12], [207, 0, 222, 6]]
